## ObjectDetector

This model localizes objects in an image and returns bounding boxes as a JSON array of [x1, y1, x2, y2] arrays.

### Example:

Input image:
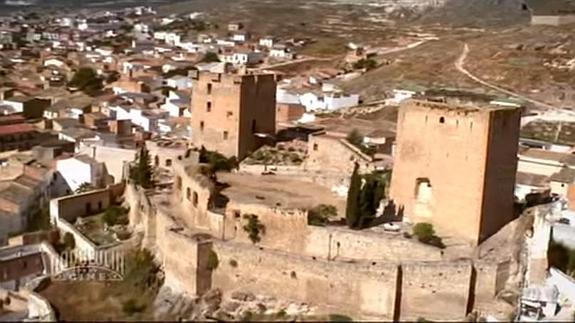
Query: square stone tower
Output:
[[190, 71, 277, 160], [389, 100, 521, 245]]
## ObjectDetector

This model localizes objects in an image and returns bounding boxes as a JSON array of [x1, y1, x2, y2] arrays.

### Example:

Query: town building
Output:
[[527, 0, 575, 25]]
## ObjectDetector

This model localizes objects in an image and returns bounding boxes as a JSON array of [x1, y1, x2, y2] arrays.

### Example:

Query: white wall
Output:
[[56, 158, 93, 192]]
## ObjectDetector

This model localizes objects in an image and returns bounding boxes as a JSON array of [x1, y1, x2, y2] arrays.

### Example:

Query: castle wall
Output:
[[221, 202, 309, 252], [399, 261, 472, 321], [211, 240, 399, 320], [304, 226, 443, 262], [473, 260, 511, 311]]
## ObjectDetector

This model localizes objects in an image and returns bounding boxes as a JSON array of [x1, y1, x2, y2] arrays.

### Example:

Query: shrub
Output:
[[208, 250, 219, 270], [243, 214, 265, 244], [413, 223, 445, 249], [122, 299, 145, 315], [201, 52, 220, 63], [103, 206, 129, 226], [63, 232, 75, 250], [308, 204, 338, 226], [199, 147, 238, 173], [352, 58, 377, 71], [329, 314, 353, 322]]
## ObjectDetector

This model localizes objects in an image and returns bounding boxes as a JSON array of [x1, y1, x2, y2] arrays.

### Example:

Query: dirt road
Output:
[[455, 43, 558, 110]]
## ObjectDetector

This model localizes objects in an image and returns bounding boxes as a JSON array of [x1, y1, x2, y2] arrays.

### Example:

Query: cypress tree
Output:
[[346, 163, 361, 229], [131, 145, 153, 189]]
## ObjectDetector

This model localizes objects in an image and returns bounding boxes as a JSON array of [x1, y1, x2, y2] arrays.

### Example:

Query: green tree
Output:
[[75, 182, 95, 194], [68, 67, 103, 95], [243, 214, 265, 244], [199, 147, 238, 173], [358, 173, 386, 227], [130, 145, 153, 189], [353, 58, 377, 71], [346, 129, 363, 147], [346, 163, 361, 229], [201, 52, 220, 63]]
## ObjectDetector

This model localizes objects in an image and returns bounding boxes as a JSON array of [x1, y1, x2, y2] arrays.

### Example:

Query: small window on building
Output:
[[313, 143, 318, 151], [439, 117, 445, 124], [165, 159, 172, 167], [193, 192, 198, 207], [207, 101, 212, 112], [186, 188, 191, 201], [207, 83, 212, 95], [200, 121, 204, 132], [227, 111, 233, 118], [223, 131, 229, 140]]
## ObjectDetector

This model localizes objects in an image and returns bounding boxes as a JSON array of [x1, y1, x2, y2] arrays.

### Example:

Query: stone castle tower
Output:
[[190, 71, 277, 160], [389, 100, 521, 245]]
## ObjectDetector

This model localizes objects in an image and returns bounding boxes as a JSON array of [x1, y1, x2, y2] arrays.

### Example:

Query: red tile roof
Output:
[[0, 123, 34, 136]]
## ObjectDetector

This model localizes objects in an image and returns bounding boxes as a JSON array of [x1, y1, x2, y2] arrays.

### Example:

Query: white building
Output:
[[55, 155, 111, 193], [166, 75, 193, 90], [270, 45, 294, 59], [220, 51, 263, 65], [259, 37, 274, 48], [299, 91, 360, 112], [232, 33, 249, 43], [160, 91, 191, 118], [43, 58, 66, 68]]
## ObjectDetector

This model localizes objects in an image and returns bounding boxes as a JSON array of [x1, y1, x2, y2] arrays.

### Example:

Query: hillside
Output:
[[413, 0, 531, 27]]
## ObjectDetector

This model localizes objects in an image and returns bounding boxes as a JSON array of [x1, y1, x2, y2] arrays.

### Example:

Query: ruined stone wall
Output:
[[399, 261, 472, 321], [305, 134, 374, 177], [211, 240, 399, 320]]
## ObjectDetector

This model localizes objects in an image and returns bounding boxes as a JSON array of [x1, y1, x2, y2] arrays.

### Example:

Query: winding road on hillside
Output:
[[455, 43, 559, 110]]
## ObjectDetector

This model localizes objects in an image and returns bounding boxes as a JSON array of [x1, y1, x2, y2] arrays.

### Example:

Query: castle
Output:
[[123, 83, 525, 320]]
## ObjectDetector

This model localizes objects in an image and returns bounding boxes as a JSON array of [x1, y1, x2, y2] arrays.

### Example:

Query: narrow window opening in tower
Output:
[[439, 117, 445, 124]]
